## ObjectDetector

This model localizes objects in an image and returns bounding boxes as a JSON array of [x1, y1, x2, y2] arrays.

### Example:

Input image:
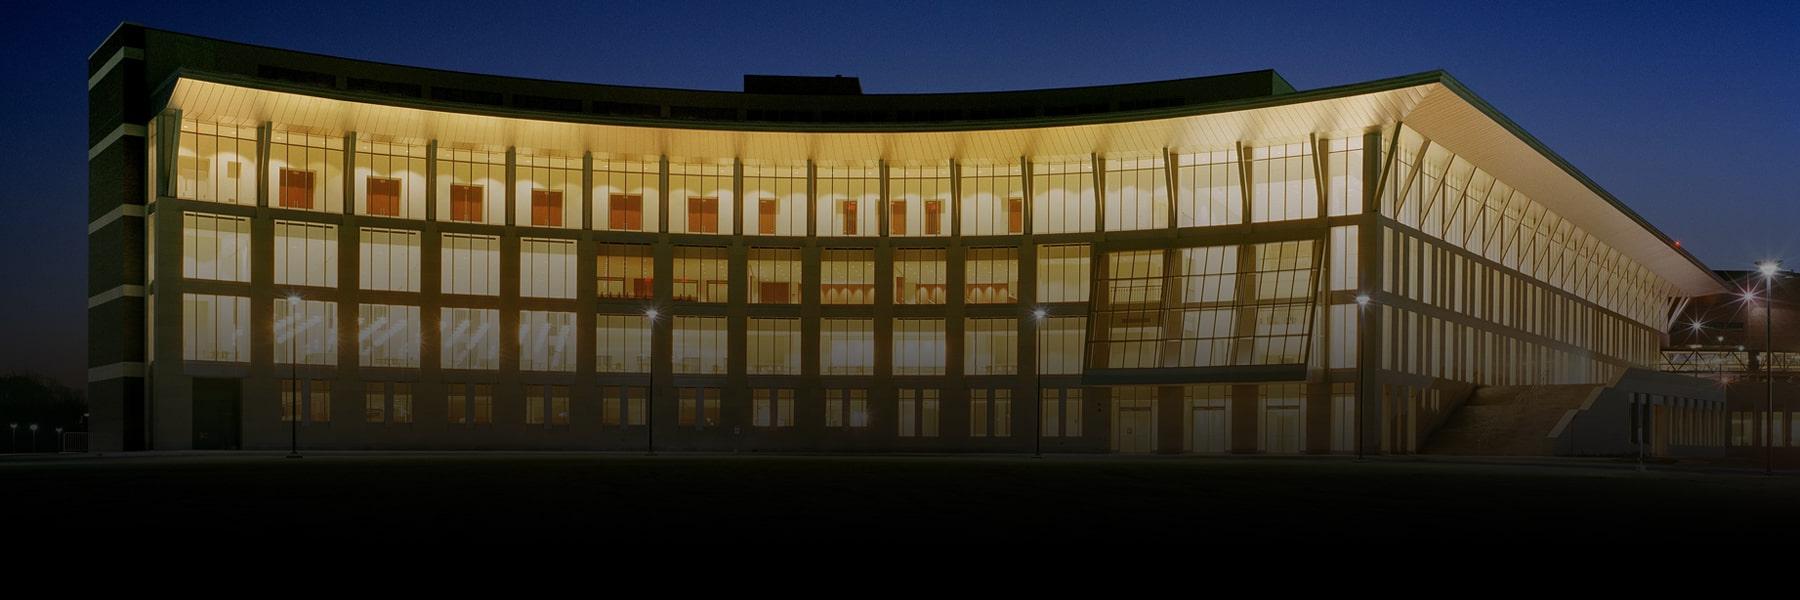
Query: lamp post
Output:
[[1757, 260, 1781, 475], [8, 423, 15, 453], [29, 423, 38, 453], [287, 294, 303, 459], [54, 427, 62, 453], [1031, 307, 1047, 459], [1355, 293, 1373, 460], [645, 307, 659, 456]]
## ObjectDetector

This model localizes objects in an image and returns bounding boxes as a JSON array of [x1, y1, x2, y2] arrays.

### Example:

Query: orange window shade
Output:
[[759, 199, 778, 235], [688, 197, 718, 233], [610, 194, 643, 231], [1006, 197, 1024, 233], [279, 169, 315, 209], [890, 200, 907, 235], [450, 184, 483, 222], [841, 201, 858, 235], [366, 176, 401, 216], [925, 200, 943, 235], [532, 189, 564, 227]]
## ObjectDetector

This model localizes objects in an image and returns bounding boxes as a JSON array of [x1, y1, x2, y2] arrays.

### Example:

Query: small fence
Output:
[[60, 432, 89, 454]]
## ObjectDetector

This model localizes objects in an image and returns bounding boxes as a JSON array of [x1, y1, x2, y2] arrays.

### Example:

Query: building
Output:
[[1663, 269, 1800, 463], [87, 24, 1730, 454]]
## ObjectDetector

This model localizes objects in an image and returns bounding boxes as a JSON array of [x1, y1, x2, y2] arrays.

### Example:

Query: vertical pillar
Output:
[[85, 27, 151, 451]]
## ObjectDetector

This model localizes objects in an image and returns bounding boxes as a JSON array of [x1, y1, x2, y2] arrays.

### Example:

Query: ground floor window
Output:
[[280, 379, 331, 424], [1039, 388, 1082, 438], [1329, 382, 1355, 453], [1259, 384, 1305, 454], [970, 388, 1012, 437], [601, 386, 648, 427], [898, 388, 940, 437], [525, 385, 571, 427], [447, 383, 494, 425], [753, 389, 795, 428], [679, 387, 721, 428], [824, 389, 870, 428]]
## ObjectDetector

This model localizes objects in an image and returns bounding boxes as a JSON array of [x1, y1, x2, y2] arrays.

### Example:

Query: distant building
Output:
[[87, 24, 1729, 455], [1664, 269, 1800, 462]]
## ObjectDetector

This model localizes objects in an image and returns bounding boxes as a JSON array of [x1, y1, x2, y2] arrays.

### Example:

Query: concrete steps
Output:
[[1421, 384, 1603, 456]]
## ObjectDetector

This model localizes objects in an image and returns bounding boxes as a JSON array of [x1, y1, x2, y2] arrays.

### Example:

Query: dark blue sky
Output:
[[4, 1, 1797, 387]]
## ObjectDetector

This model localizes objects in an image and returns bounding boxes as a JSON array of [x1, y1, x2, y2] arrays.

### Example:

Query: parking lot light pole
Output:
[[287, 294, 304, 459], [1757, 260, 1781, 476]]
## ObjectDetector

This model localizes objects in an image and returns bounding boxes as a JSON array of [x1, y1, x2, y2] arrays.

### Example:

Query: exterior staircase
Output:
[[1421, 384, 1604, 456]]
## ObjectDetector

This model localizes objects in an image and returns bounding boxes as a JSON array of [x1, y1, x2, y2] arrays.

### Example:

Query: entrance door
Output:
[[1188, 400, 1229, 453], [192, 377, 242, 449], [1112, 388, 1156, 453]]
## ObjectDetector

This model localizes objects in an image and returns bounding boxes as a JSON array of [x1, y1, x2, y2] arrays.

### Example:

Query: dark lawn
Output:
[[5, 453, 1798, 541]]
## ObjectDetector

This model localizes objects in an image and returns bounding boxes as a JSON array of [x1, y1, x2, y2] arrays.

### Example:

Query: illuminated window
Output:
[[359, 228, 421, 292], [748, 247, 801, 304], [517, 152, 579, 228], [965, 247, 1018, 304], [748, 318, 802, 375], [1259, 384, 1305, 453], [1031, 158, 1096, 233], [1329, 383, 1355, 452], [1177, 149, 1241, 226], [893, 319, 946, 375], [743, 163, 807, 236], [274, 298, 337, 366], [521, 238, 577, 299], [524, 385, 572, 427], [1104, 155, 1168, 231], [447, 384, 494, 425], [970, 388, 1012, 437], [355, 138, 426, 219], [673, 316, 727, 374], [1090, 241, 1318, 370], [437, 146, 505, 224], [1036, 316, 1086, 374], [441, 307, 500, 370], [183, 293, 250, 363], [268, 128, 343, 213], [961, 161, 1024, 235], [394, 383, 414, 424], [821, 319, 874, 375], [1184, 385, 1231, 453], [597, 314, 652, 373], [1039, 388, 1083, 438], [673, 246, 728, 303], [520, 311, 576, 372], [364, 383, 386, 424], [892, 162, 951, 237], [274, 221, 336, 288], [359, 304, 421, 368], [824, 389, 869, 428], [672, 162, 731, 234], [175, 118, 256, 204], [601, 386, 648, 426], [1250, 143, 1318, 223], [897, 388, 940, 438], [595, 158, 658, 231], [1326, 137, 1365, 217], [678, 387, 721, 427], [183, 213, 251, 282], [1036, 244, 1090, 303], [894, 249, 947, 305], [966, 318, 1018, 375], [821, 249, 875, 305], [279, 379, 331, 423], [817, 164, 878, 237], [752, 389, 796, 428], [441, 233, 500, 296], [596, 243, 654, 300]]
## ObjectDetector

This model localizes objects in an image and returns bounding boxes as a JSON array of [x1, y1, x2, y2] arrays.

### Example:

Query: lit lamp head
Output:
[[287, 294, 302, 306], [1758, 260, 1781, 278], [644, 308, 659, 322], [29, 424, 37, 432], [1354, 293, 1372, 308], [1031, 307, 1048, 321]]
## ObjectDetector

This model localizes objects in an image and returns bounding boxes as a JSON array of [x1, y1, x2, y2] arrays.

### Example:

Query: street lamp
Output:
[[287, 293, 303, 459], [1031, 307, 1048, 459], [1756, 260, 1781, 475], [29, 423, 38, 453], [644, 307, 659, 456], [54, 427, 62, 453], [7, 423, 14, 453], [1354, 293, 1373, 460]]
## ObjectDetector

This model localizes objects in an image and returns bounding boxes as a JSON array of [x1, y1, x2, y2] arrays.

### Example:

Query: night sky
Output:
[[3, 1, 1796, 388]]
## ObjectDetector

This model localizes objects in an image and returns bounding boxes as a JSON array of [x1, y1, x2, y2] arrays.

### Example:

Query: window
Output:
[[441, 307, 500, 370], [673, 246, 728, 302], [596, 158, 658, 231], [268, 129, 343, 213], [1326, 137, 1365, 217], [1185, 385, 1231, 452], [520, 311, 576, 372], [672, 162, 732, 234], [448, 386, 467, 425], [892, 163, 951, 237], [824, 389, 869, 428], [274, 221, 337, 288], [394, 383, 414, 424], [962, 162, 1025, 235], [442, 233, 501, 296], [520, 238, 577, 299], [821, 319, 875, 375], [678, 387, 721, 427], [752, 389, 796, 427], [1259, 384, 1305, 453], [597, 314, 652, 373], [279, 379, 331, 423], [966, 319, 1019, 375], [274, 299, 337, 366], [965, 247, 1019, 304], [182, 294, 250, 362], [309, 380, 332, 423], [743, 164, 807, 236], [601, 386, 648, 426], [175, 118, 256, 204], [1177, 149, 1242, 227], [1090, 241, 1318, 370], [525, 385, 572, 427], [817, 164, 878, 237], [597, 244, 655, 300], [897, 388, 940, 437], [1036, 244, 1090, 303], [517, 152, 579, 228], [970, 389, 1012, 437], [748, 318, 802, 375], [355, 138, 426, 219], [1031, 158, 1096, 233], [893, 319, 946, 375], [438, 146, 505, 224], [748, 248, 801, 304], [821, 249, 875, 305], [1330, 383, 1356, 452], [674, 316, 727, 374], [183, 213, 251, 282], [447, 383, 494, 425], [359, 304, 421, 368], [359, 228, 421, 292], [1329, 225, 1359, 291], [894, 249, 947, 305], [365, 383, 386, 424], [1104, 155, 1168, 231], [526, 386, 547, 426], [1250, 143, 1318, 223], [1041, 388, 1082, 438], [1037, 316, 1087, 374]]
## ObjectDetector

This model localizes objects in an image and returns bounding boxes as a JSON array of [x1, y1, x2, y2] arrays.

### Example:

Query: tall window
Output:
[[1041, 388, 1083, 438], [182, 294, 250, 363], [1037, 316, 1087, 374], [274, 221, 337, 288], [748, 318, 802, 375], [445, 383, 494, 426], [183, 213, 251, 282], [752, 389, 796, 428], [897, 388, 940, 438], [962, 161, 1025, 235], [365, 383, 386, 424], [360, 228, 421, 292], [596, 244, 654, 300], [355, 137, 427, 219], [673, 246, 728, 302], [281, 379, 332, 423], [966, 318, 1019, 375], [1329, 225, 1359, 291], [748, 248, 801, 304], [821, 319, 874, 375], [744, 163, 807, 236], [441, 307, 500, 370], [817, 164, 878, 237], [1031, 158, 1096, 233], [1036, 244, 1090, 303], [893, 319, 946, 375], [521, 238, 577, 299], [1104, 155, 1168, 231], [175, 118, 256, 204], [595, 158, 658, 232], [597, 314, 652, 373], [1326, 137, 1365, 217], [824, 389, 870, 428], [673, 316, 727, 374], [442, 233, 501, 296], [678, 388, 722, 427], [891, 162, 951, 237], [274, 299, 337, 366], [601, 386, 648, 426], [520, 311, 577, 372], [821, 249, 875, 305], [359, 304, 420, 368], [517, 152, 580, 228], [1250, 143, 1318, 223], [965, 247, 1019, 304], [524, 385, 572, 427], [437, 146, 505, 224], [894, 249, 947, 305], [267, 128, 343, 212], [970, 389, 1012, 437], [1177, 149, 1242, 226], [672, 162, 731, 234]]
